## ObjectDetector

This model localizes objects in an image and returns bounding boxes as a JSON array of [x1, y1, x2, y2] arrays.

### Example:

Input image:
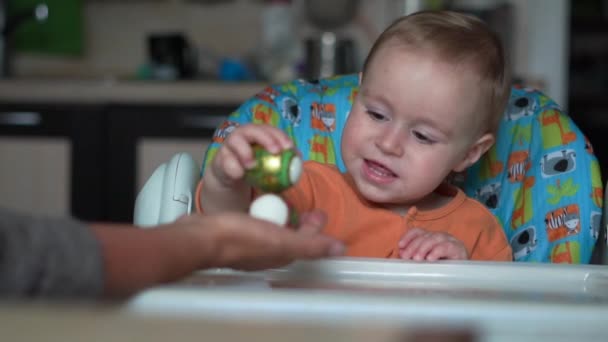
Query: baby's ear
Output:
[[453, 134, 495, 172]]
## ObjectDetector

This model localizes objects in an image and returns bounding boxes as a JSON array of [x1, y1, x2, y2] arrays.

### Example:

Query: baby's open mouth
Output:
[[364, 159, 397, 178]]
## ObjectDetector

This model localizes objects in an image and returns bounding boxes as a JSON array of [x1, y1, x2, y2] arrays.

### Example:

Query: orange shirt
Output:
[[282, 162, 512, 261]]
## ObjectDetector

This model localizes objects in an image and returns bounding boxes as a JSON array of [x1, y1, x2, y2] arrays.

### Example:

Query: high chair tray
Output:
[[127, 258, 608, 340]]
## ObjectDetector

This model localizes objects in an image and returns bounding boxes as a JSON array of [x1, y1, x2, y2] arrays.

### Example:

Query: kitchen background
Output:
[[0, 0, 606, 223], [7, 0, 569, 102]]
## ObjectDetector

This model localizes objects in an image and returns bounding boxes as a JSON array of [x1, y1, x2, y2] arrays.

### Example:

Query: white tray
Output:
[[127, 258, 608, 341]]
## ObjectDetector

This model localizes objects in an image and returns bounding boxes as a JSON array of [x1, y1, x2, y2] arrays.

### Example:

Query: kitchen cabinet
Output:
[[0, 104, 106, 220], [106, 104, 234, 222], [568, 1, 608, 183], [0, 79, 262, 222], [0, 137, 70, 217], [0, 103, 234, 222]]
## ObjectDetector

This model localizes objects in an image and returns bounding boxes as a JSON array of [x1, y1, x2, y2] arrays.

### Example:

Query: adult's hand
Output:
[[93, 210, 344, 297], [194, 209, 344, 271]]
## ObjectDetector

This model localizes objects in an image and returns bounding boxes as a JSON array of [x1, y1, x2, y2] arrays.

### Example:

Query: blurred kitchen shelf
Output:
[[0, 78, 267, 105]]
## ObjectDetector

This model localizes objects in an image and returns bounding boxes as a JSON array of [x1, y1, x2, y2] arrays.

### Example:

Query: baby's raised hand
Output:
[[210, 124, 294, 187], [398, 228, 468, 261]]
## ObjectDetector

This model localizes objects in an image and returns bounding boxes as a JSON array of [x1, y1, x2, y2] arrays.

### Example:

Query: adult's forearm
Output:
[[0, 208, 103, 298], [90, 223, 215, 298]]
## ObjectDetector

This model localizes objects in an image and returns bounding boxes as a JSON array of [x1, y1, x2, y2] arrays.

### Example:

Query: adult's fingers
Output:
[[280, 230, 345, 259], [219, 213, 344, 270], [297, 209, 328, 235], [278, 209, 343, 259]]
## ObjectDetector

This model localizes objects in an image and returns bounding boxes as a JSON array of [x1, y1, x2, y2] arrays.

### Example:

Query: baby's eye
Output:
[[366, 110, 387, 121], [413, 131, 434, 144]]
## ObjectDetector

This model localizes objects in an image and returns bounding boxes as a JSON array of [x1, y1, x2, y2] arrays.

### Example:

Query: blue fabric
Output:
[[202, 74, 603, 263]]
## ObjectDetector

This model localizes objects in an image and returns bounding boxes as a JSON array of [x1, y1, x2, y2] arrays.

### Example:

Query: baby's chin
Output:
[[354, 177, 426, 206], [362, 194, 412, 215], [356, 183, 408, 206]]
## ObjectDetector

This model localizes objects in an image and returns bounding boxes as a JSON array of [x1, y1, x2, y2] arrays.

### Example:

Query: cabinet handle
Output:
[[0, 112, 42, 127], [178, 114, 227, 129]]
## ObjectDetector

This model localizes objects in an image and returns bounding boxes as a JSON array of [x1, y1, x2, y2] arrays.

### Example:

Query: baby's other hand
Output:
[[398, 228, 468, 261], [210, 124, 293, 186]]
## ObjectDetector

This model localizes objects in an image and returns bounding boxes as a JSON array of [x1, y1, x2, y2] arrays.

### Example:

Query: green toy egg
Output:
[[245, 145, 302, 193]]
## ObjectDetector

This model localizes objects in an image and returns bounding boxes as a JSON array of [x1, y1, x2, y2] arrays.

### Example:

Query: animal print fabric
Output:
[[202, 74, 603, 263]]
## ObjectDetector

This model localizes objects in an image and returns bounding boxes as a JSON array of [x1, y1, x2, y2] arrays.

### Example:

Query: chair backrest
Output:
[[201, 74, 604, 263]]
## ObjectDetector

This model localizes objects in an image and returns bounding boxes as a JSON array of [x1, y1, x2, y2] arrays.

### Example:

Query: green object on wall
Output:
[[7, 0, 83, 56]]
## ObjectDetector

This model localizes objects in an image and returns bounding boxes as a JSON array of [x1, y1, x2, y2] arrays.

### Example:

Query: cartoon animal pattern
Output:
[[466, 85, 603, 262], [201, 75, 604, 263]]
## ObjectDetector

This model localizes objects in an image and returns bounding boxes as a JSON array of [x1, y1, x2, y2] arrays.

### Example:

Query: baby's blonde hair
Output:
[[363, 11, 511, 134]]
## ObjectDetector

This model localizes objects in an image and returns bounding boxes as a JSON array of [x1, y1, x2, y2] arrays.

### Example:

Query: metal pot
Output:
[[303, 0, 360, 79], [305, 33, 357, 79]]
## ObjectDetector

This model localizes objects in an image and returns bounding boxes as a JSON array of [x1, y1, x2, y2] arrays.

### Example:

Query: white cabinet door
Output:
[[0, 137, 70, 217]]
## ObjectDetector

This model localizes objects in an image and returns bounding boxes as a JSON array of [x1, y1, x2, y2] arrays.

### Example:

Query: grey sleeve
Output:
[[0, 207, 104, 298]]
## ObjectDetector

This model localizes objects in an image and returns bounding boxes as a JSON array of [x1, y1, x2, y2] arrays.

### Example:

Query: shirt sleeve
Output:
[[0, 207, 104, 298], [470, 215, 514, 262]]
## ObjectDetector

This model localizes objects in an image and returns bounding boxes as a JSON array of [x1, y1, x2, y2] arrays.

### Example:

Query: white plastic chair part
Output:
[[133, 152, 201, 228]]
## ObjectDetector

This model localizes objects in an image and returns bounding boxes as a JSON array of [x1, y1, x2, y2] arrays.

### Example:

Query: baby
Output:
[[198, 11, 513, 262]]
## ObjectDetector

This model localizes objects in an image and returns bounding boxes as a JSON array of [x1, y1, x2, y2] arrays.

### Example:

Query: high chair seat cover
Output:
[[201, 74, 604, 263]]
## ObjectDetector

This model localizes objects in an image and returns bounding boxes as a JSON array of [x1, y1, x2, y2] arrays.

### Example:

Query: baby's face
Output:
[[341, 46, 486, 206]]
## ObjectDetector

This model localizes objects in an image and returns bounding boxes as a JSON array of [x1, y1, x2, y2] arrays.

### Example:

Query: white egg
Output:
[[249, 193, 289, 226]]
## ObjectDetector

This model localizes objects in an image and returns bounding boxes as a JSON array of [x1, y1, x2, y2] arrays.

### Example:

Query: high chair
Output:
[[134, 74, 605, 264]]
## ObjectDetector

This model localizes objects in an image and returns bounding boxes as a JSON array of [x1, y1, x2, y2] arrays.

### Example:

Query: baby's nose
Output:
[[375, 128, 404, 156]]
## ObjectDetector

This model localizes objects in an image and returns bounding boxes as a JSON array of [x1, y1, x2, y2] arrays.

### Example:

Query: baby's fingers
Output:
[[410, 234, 448, 261], [426, 241, 468, 261], [214, 146, 248, 181], [256, 124, 294, 152], [399, 232, 430, 260], [398, 228, 426, 249], [226, 125, 293, 168], [223, 129, 262, 169]]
